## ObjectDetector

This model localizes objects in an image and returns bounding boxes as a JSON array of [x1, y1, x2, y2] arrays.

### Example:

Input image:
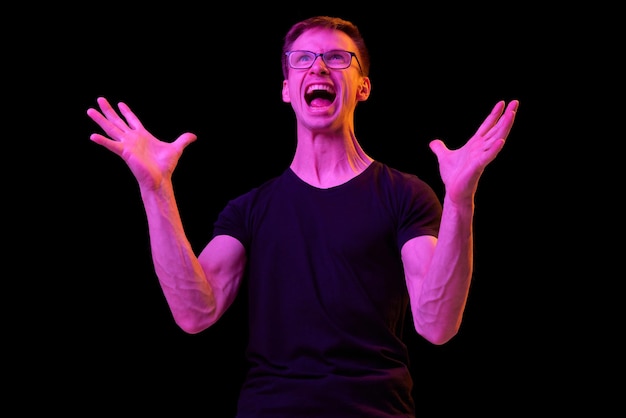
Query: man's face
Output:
[[282, 28, 370, 133]]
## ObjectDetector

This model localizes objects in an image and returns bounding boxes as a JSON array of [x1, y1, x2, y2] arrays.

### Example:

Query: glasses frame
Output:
[[285, 50, 363, 74]]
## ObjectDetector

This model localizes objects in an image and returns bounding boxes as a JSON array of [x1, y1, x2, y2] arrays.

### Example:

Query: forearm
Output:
[[415, 196, 474, 344], [140, 182, 217, 334]]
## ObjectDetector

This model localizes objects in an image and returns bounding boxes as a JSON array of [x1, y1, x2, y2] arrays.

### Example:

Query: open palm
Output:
[[87, 97, 197, 190], [429, 100, 519, 204]]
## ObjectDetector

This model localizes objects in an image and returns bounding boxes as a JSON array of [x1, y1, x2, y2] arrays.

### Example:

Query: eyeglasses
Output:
[[285, 50, 362, 73]]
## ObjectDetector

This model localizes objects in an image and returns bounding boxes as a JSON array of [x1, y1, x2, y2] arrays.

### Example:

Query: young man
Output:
[[87, 15, 518, 418]]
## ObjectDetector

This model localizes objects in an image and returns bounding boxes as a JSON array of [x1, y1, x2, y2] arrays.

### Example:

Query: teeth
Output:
[[306, 84, 335, 94]]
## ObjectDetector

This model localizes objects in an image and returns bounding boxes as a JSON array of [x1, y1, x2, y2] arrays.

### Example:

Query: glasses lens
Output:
[[289, 51, 316, 69], [323, 50, 352, 69]]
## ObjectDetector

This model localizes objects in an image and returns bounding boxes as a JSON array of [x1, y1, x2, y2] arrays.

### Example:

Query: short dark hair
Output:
[[281, 16, 370, 78]]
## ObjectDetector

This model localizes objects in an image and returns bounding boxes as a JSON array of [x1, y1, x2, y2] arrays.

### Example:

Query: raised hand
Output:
[[87, 97, 197, 190], [428, 100, 519, 204]]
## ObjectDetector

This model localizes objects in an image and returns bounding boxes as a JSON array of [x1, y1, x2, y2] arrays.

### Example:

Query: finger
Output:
[[117, 101, 145, 131], [474, 101, 505, 138], [477, 100, 519, 144], [481, 137, 507, 167], [89, 133, 124, 156], [428, 139, 447, 158], [86, 107, 125, 140], [96, 97, 133, 131], [173, 132, 198, 150], [505, 99, 519, 113], [491, 100, 519, 142]]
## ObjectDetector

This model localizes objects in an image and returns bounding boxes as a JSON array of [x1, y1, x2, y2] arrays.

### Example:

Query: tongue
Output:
[[310, 97, 332, 107]]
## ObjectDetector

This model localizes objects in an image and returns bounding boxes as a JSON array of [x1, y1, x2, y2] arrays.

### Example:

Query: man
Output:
[[87, 15, 518, 418]]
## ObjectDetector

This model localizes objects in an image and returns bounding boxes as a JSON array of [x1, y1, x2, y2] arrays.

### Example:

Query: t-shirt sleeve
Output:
[[211, 193, 251, 249], [395, 173, 442, 250]]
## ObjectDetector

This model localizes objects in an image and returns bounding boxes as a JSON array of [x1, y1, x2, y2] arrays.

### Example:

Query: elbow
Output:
[[414, 318, 461, 346], [178, 322, 207, 335], [173, 311, 219, 335], [423, 331, 457, 346]]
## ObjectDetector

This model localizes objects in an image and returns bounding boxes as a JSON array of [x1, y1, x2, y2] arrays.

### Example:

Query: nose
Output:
[[309, 55, 329, 74]]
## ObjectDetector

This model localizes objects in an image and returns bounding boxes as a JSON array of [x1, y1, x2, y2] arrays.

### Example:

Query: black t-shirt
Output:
[[212, 161, 442, 417]]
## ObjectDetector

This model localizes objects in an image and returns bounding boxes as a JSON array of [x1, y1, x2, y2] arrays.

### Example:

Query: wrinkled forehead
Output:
[[291, 28, 357, 52]]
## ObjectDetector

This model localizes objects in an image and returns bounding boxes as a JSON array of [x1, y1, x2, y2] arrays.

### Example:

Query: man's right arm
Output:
[[87, 97, 245, 334], [141, 183, 246, 334]]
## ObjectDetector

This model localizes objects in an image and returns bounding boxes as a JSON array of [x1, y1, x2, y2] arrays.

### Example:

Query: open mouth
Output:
[[305, 84, 336, 107]]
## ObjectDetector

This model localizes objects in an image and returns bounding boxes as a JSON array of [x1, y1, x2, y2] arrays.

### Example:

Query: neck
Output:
[[290, 130, 373, 188]]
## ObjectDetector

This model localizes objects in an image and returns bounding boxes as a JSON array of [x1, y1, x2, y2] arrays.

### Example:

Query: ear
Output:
[[356, 77, 371, 102], [282, 80, 291, 103]]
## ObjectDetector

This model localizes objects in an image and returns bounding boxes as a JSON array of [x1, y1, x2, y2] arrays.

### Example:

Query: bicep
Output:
[[198, 234, 247, 316]]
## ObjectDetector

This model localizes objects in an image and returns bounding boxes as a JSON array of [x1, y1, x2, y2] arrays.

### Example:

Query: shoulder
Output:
[[369, 161, 435, 193]]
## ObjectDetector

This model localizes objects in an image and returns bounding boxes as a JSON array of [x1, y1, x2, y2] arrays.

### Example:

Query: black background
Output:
[[9, 3, 619, 416]]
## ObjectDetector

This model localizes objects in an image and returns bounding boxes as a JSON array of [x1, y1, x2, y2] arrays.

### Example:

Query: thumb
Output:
[[428, 139, 447, 157], [173, 132, 198, 150]]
